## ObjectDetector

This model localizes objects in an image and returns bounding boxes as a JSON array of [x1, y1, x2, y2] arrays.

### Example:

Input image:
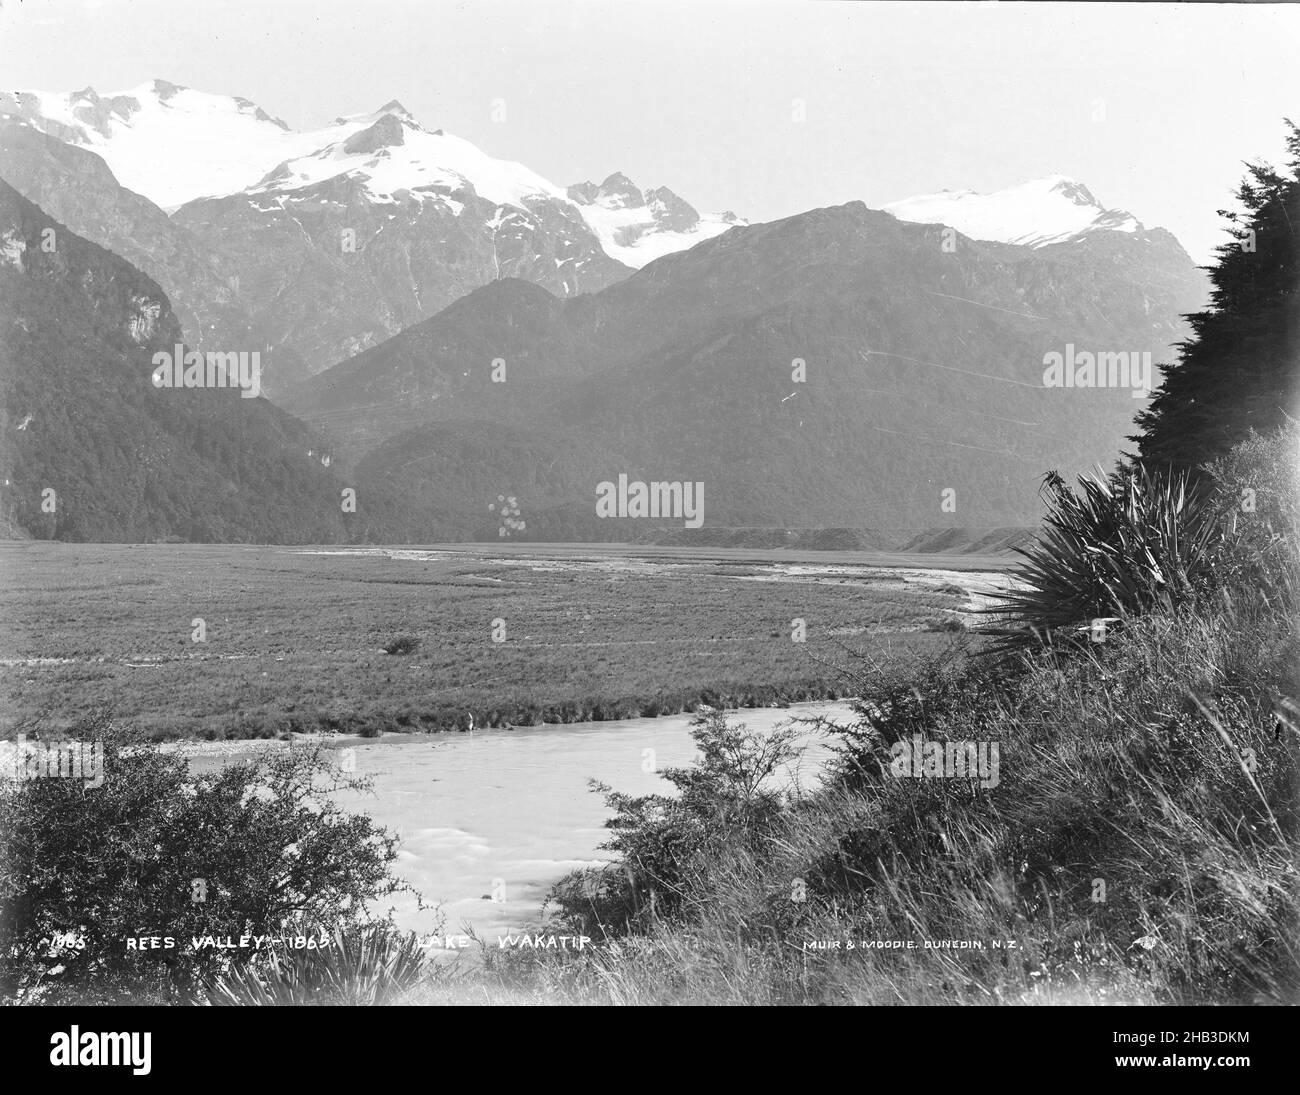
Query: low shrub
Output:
[[382, 635, 421, 656]]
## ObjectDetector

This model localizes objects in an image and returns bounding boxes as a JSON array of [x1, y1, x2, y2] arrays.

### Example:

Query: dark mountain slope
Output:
[[172, 113, 632, 388], [0, 180, 353, 542], [298, 201, 1205, 539], [0, 118, 296, 380]]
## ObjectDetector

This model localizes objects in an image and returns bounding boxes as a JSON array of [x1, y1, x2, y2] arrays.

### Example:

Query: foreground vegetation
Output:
[[0, 730, 424, 1004]]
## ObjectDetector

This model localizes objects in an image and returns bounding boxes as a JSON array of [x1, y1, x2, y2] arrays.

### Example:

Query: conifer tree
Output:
[[1133, 121, 1300, 471]]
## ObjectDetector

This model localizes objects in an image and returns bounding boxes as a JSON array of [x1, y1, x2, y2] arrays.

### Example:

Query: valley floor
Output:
[[0, 541, 1013, 739]]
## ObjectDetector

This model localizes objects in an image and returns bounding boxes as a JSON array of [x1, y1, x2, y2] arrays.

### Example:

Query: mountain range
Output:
[[288, 199, 1205, 539], [0, 79, 1210, 542], [0, 81, 743, 390]]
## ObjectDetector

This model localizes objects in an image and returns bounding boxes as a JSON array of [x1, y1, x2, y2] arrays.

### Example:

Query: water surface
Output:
[[319, 701, 858, 939]]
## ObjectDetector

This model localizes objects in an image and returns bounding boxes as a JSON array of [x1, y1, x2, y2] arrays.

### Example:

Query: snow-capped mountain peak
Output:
[[1, 81, 743, 268], [247, 110, 569, 212], [883, 175, 1144, 247], [1, 80, 314, 208], [587, 172, 646, 210], [566, 171, 745, 267], [330, 99, 418, 129]]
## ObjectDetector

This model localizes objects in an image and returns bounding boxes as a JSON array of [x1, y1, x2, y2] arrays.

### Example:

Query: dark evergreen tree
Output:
[[1133, 121, 1300, 471]]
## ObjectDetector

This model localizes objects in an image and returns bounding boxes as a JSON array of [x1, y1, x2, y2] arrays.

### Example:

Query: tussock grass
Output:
[[983, 465, 1224, 652]]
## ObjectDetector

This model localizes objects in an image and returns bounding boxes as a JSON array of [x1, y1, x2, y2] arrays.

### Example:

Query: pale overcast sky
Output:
[[3, 0, 1298, 261]]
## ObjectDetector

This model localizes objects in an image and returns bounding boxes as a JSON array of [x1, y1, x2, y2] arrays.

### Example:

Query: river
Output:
[[299, 700, 859, 940]]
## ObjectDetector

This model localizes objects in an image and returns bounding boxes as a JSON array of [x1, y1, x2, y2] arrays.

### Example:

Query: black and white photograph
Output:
[[0, 0, 1296, 1057]]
